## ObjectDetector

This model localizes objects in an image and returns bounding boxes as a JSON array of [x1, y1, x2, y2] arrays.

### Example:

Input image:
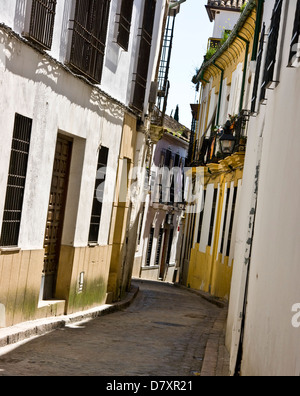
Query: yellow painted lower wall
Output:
[[0, 244, 113, 327], [187, 246, 233, 300], [56, 245, 112, 314], [187, 245, 212, 293], [0, 249, 46, 327]]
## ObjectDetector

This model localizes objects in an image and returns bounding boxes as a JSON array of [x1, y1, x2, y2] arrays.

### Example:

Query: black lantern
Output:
[[219, 133, 236, 154], [219, 120, 236, 155]]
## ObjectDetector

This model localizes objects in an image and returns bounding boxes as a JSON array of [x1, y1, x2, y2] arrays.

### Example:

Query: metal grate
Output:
[[0, 114, 32, 247], [131, 0, 157, 112], [88, 146, 109, 244], [27, 0, 57, 50], [117, 0, 134, 51], [69, 0, 111, 84]]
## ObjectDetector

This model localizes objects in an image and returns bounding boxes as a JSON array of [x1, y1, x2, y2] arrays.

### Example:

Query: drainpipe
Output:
[[200, 71, 210, 85], [213, 62, 224, 126], [237, 35, 250, 113], [251, 0, 265, 61]]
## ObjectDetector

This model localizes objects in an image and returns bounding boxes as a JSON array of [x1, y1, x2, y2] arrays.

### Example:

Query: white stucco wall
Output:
[[227, 0, 300, 376], [0, 0, 166, 110], [0, 31, 124, 250], [213, 10, 243, 39]]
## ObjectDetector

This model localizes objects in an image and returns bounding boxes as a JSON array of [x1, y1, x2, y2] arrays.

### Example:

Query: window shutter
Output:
[[131, 0, 157, 112], [260, 0, 283, 102], [251, 23, 265, 114], [117, 0, 134, 51]]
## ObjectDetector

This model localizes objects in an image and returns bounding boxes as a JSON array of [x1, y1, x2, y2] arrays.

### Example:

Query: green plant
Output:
[[220, 29, 231, 47], [240, 1, 248, 13], [205, 47, 217, 61]]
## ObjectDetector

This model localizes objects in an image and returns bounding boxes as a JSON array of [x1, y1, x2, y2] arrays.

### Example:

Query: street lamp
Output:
[[219, 120, 236, 155], [219, 133, 236, 155]]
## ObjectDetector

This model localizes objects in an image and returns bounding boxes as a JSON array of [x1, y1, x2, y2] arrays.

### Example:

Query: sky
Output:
[[166, 0, 213, 128]]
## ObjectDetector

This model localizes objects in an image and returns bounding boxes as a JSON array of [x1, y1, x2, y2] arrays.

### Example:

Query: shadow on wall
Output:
[[0, 26, 125, 126], [14, 0, 26, 34]]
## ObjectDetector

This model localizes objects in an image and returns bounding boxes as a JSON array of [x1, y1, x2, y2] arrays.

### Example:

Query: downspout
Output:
[[237, 35, 250, 113], [213, 62, 224, 126]]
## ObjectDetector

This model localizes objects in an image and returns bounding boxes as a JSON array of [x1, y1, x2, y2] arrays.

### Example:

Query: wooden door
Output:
[[43, 135, 72, 300]]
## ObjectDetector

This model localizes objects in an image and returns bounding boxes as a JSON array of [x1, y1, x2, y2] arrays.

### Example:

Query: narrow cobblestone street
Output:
[[0, 280, 228, 377]]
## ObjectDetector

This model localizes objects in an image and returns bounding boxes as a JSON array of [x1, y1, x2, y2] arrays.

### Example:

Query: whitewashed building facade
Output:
[[226, 0, 300, 376], [0, 0, 168, 327]]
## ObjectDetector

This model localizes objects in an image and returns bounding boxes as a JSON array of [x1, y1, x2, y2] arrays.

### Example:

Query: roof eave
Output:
[[196, 0, 256, 83]]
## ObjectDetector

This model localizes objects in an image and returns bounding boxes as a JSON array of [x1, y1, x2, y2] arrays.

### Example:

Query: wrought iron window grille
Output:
[[68, 0, 111, 84], [0, 114, 32, 248], [116, 0, 134, 51], [25, 0, 57, 50]]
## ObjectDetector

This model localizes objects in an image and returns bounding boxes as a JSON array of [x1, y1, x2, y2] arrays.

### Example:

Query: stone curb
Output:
[[0, 285, 139, 349]]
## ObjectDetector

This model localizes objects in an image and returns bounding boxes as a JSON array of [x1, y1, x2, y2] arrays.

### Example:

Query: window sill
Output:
[[0, 247, 21, 254]]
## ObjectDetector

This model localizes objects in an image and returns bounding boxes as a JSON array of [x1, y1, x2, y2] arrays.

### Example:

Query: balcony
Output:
[[191, 110, 250, 166]]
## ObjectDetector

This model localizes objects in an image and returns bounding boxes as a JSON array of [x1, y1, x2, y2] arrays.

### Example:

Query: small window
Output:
[[0, 114, 32, 247], [288, 0, 300, 67], [260, 0, 283, 102], [26, 0, 57, 50], [88, 146, 109, 244], [69, 0, 111, 84], [117, 0, 134, 51]]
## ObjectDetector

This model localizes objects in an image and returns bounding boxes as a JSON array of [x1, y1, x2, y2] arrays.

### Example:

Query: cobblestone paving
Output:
[[0, 280, 225, 376]]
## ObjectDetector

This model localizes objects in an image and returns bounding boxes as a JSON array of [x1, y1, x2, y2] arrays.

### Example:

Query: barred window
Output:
[[26, 0, 57, 50], [260, 0, 283, 102], [0, 114, 32, 247], [131, 0, 157, 112], [288, 0, 300, 67], [146, 227, 155, 266], [88, 146, 109, 244], [117, 0, 134, 51], [69, 0, 111, 84], [251, 23, 265, 114]]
